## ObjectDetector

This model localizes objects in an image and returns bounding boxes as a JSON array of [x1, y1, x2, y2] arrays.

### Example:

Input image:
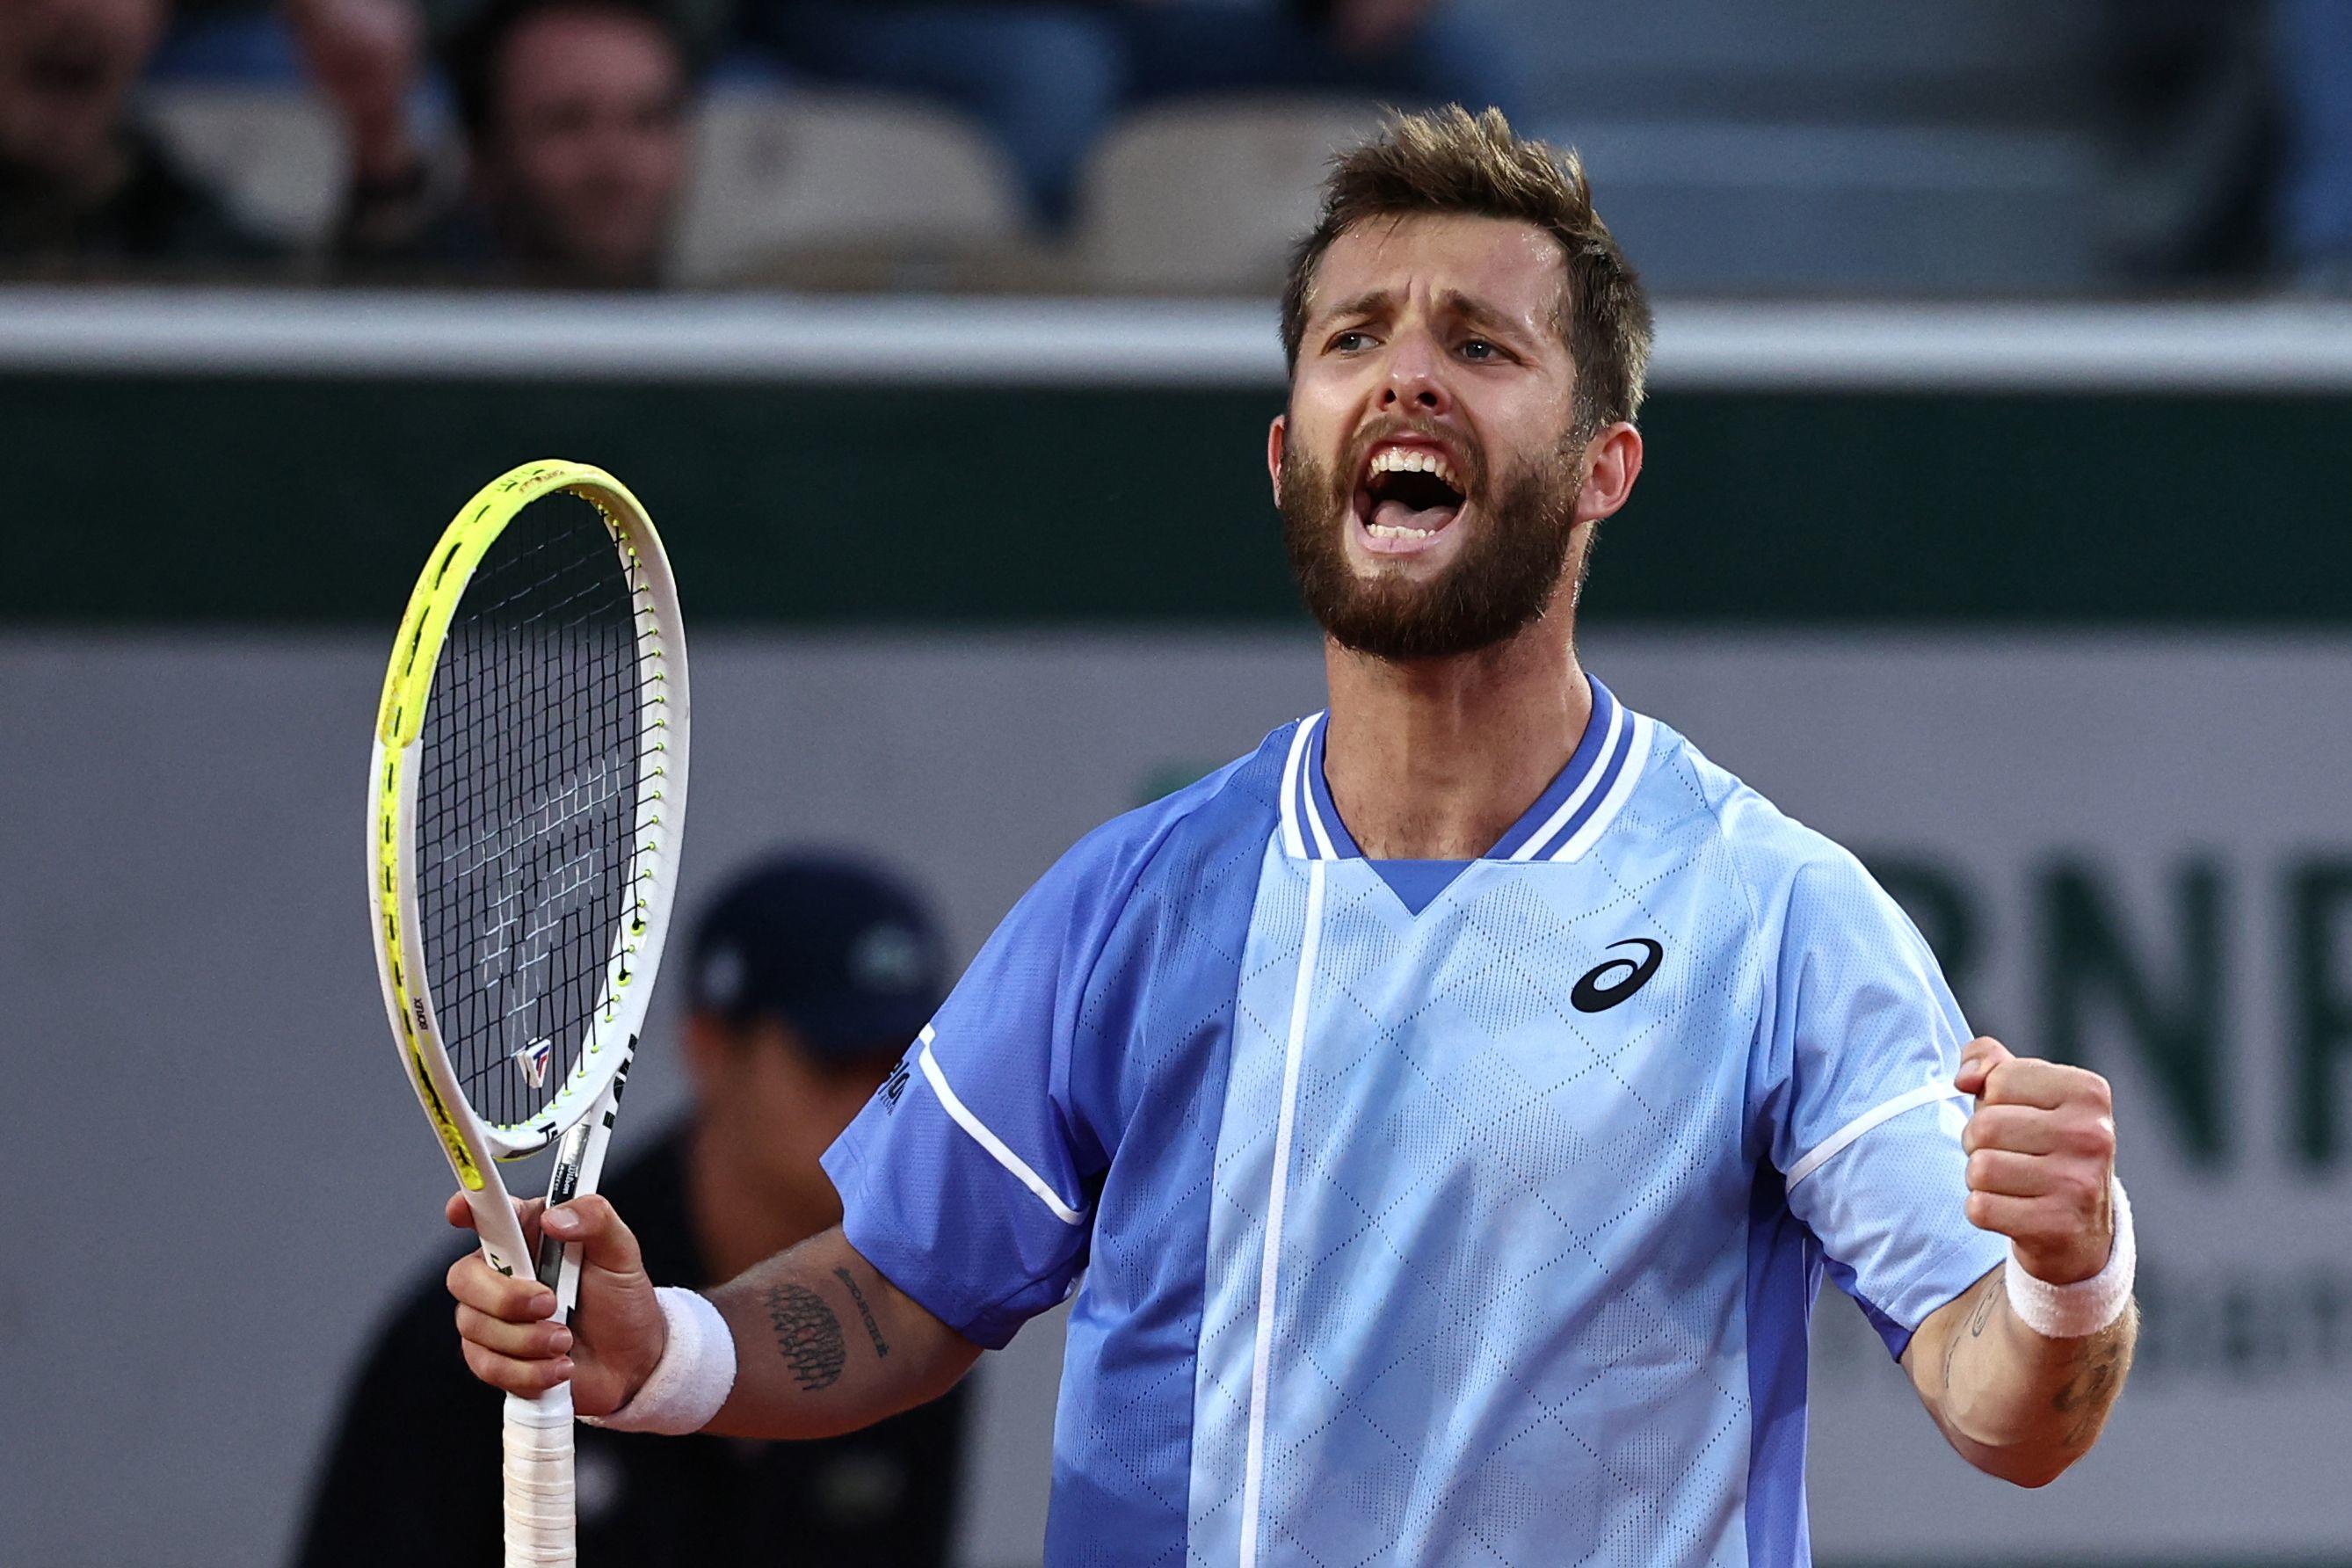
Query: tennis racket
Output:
[[365, 460, 689, 1567]]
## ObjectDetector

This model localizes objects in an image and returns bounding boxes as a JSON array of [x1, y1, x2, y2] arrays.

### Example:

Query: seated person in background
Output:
[[325, 0, 691, 286], [755, 0, 1520, 233], [0, 0, 279, 274], [293, 853, 969, 1567]]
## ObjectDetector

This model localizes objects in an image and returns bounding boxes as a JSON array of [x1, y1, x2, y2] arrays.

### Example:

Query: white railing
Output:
[[9, 287, 2352, 391]]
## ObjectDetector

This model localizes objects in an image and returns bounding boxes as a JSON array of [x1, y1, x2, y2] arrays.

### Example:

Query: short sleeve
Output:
[[1760, 853, 2007, 1359], [821, 839, 1121, 1351]]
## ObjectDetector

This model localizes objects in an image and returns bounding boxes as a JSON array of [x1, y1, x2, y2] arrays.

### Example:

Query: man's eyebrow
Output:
[[1318, 288, 1397, 328]]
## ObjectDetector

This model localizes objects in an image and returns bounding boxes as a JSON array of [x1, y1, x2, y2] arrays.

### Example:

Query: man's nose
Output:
[[1378, 334, 1452, 415]]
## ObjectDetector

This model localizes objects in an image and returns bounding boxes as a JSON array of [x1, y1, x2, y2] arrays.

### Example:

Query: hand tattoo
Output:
[[763, 1282, 846, 1392], [835, 1267, 890, 1358]]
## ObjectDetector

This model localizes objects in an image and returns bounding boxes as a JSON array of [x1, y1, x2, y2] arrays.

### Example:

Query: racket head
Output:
[[367, 460, 689, 1191]]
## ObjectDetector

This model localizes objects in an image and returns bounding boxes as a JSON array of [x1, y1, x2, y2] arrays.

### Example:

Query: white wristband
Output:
[[581, 1286, 737, 1434], [2003, 1177, 2136, 1339]]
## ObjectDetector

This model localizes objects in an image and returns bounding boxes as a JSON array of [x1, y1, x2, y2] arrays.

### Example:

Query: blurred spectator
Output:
[[2097, 0, 2276, 287], [0, 0, 280, 275], [753, 0, 1520, 232], [290, 0, 431, 193], [2272, 0, 2352, 291], [294, 852, 969, 1567], [323, 0, 693, 286]]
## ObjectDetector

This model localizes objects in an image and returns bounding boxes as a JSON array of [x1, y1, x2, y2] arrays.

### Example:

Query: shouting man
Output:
[[446, 107, 2138, 1564]]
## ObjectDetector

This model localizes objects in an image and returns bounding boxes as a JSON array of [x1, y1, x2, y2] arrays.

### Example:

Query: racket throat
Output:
[[535, 1121, 593, 1297]]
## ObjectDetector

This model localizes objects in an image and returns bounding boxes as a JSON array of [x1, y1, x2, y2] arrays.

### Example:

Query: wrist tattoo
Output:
[[835, 1267, 890, 1358], [763, 1282, 846, 1392]]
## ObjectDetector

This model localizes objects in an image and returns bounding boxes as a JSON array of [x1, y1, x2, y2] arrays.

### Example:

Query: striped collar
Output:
[[1278, 675, 1653, 864]]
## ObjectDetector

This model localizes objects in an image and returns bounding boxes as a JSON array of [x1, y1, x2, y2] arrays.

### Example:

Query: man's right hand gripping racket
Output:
[[365, 461, 689, 1566]]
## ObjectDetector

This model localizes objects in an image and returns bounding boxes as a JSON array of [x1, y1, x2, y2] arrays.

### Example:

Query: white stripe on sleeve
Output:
[[1786, 1078, 1964, 1192], [915, 1027, 1087, 1226]]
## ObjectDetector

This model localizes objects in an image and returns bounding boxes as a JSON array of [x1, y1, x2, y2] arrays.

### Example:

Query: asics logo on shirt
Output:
[[878, 1053, 913, 1110], [1570, 938, 1664, 1013]]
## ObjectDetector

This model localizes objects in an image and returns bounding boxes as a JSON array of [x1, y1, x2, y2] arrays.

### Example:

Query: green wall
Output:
[[17, 374, 2352, 625]]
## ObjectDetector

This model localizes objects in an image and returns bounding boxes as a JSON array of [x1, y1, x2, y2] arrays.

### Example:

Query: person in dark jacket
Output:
[[294, 853, 970, 1568], [0, 0, 279, 274]]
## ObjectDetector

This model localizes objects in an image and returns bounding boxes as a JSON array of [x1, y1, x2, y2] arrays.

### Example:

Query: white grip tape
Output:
[[502, 1385, 576, 1567], [582, 1286, 737, 1435], [2004, 1177, 2137, 1339]]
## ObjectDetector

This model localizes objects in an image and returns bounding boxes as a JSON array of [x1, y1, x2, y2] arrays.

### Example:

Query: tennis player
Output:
[[448, 106, 2138, 1564]]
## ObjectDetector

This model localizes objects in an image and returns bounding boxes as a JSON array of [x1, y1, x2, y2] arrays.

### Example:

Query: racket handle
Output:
[[502, 1386, 577, 1567]]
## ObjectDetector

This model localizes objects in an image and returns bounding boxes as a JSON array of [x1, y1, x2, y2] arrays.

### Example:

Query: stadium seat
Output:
[[672, 89, 1032, 289], [1547, 120, 2101, 294], [1463, 0, 2107, 292], [1077, 100, 1380, 295], [142, 86, 346, 248]]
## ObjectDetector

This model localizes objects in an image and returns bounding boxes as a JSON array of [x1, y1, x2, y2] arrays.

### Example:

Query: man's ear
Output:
[[1573, 422, 1644, 526], [1267, 414, 1288, 505]]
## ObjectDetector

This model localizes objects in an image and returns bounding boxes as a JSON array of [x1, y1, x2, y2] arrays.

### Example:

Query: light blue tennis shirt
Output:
[[823, 677, 2005, 1566]]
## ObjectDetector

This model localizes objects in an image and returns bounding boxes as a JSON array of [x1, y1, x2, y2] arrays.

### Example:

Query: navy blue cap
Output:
[[686, 853, 947, 1063]]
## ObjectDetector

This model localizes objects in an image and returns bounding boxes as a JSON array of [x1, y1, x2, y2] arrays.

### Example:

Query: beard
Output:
[[1279, 422, 1586, 664]]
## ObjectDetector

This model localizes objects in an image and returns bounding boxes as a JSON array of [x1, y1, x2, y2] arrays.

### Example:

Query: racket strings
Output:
[[416, 494, 650, 1131]]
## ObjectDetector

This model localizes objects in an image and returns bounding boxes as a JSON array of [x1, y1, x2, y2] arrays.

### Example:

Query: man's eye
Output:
[[1330, 330, 1372, 353], [1459, 338, 1499, 361]]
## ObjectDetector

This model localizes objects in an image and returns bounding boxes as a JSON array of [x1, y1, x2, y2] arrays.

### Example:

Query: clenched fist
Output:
[[1956, 1036, 2116, 1286]]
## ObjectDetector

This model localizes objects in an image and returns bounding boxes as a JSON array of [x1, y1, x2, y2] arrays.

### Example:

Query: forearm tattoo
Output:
[[835, 1267, 890, 1358], [763, 1282, 846, 1392], [2051, 1319, 2133, 1445], [1942, 1269, 2133, 1448], [1942, 1269, 2001, 1390]]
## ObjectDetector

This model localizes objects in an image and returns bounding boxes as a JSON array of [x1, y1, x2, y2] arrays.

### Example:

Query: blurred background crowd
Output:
[[10, 0, 2352, 296]]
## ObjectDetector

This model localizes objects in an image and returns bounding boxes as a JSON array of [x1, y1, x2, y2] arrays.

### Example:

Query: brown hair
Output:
[[1280, 106, 1653, 431]]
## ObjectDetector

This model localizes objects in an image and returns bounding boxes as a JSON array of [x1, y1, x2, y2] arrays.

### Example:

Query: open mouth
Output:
[[1354, 446, 1468, 548]]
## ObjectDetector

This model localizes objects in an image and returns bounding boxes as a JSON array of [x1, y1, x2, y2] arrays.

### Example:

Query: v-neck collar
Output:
[[1276, 676, 1652, 909]]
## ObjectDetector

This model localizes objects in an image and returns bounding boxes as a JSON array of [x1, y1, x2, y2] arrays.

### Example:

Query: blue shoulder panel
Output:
[[822, 730, 1289, 1354]]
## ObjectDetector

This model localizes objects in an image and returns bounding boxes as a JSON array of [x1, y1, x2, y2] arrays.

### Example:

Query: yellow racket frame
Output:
[[365, 460, 687, 1230]]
